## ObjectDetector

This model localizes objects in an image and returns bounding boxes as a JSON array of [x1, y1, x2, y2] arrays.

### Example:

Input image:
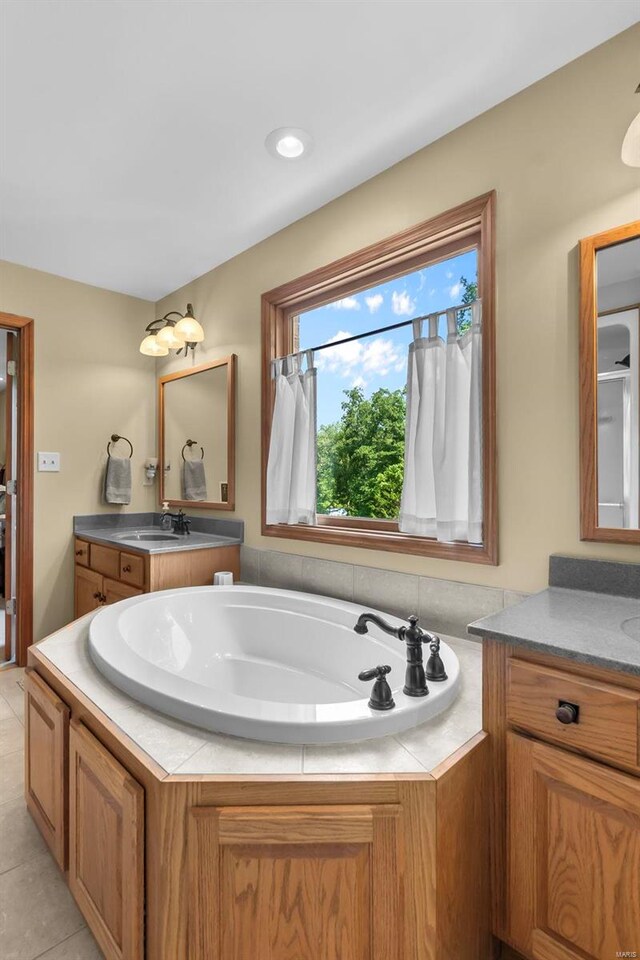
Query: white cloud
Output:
[[328, 296, 360, 310], [417, 270, 427, 292], [445, 270, 454, 280], [365, 293, 383, 313], [391, 290, 416, 316], [316, 331, 362, 375], [316, 332, 405, 383], [448, 282, 462, 300], [428, 288, 436, 297]]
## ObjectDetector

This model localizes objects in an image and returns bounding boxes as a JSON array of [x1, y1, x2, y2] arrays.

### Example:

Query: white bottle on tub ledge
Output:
[[213, 571, 234, 586]]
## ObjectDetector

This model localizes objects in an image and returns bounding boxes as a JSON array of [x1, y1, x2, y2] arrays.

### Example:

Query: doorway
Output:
[[0, 313, 34, 668]]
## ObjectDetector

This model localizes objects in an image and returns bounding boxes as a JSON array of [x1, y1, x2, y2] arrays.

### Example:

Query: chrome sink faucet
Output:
[[353, 612, 447, 697]]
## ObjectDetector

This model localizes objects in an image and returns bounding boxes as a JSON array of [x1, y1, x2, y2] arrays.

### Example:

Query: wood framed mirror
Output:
[[579, 221, 640, 543], [159, 356, 236, 511]]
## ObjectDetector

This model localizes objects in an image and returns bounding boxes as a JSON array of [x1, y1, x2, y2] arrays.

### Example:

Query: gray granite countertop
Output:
[[469, 587, 640, 676], [35, 613, 482, 777], [74, 512, 242, 555], [77, 526, 241, 555]]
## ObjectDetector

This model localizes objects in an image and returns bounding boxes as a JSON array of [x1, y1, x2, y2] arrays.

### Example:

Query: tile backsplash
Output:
[[241, 546, 527, 639]]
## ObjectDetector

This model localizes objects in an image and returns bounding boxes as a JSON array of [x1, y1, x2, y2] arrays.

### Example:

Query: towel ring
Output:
[[107, 434, 133, 459], [182, 439, 205, 461]]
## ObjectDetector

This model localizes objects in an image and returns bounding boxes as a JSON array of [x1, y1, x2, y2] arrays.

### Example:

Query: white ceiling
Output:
[[1, 0, 637, 301]]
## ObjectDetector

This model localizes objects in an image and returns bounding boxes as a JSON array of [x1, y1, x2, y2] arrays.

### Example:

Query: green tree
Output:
[[317, 386, 406, 519], [457, 275, 478, 332]]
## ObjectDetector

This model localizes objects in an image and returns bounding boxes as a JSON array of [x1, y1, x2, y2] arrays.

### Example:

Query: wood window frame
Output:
[[579, 219, 640, 544], [261, 191, 497, 564]]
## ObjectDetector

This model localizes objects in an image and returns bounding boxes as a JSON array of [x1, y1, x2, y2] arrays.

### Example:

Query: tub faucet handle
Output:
[[358, 664, 395, 711]]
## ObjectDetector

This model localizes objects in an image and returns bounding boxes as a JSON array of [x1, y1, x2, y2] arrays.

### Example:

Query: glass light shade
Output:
[[156, 323, 184, 349], [173, 315, 205, 343], [622, 112, 640, 167], [139, 333, 169, 357]]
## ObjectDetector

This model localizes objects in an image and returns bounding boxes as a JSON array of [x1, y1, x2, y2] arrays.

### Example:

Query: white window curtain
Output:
[[266, 350, 317, 525], [399, 301, 483, 544]]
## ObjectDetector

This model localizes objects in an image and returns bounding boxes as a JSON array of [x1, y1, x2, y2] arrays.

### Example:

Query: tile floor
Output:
[[0, 668, 104, 960]]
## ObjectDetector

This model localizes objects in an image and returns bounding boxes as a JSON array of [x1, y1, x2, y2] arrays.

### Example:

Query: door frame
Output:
[[0, 312, 34, 666]]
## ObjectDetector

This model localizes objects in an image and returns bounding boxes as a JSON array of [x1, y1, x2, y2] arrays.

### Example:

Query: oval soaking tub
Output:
[[88, 585, 461, 744]]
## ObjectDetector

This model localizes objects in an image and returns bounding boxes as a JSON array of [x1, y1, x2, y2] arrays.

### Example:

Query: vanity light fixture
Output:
[[621, 83, 640, 168], [139, 303, 204, 357], [265, 127, 313, 160]]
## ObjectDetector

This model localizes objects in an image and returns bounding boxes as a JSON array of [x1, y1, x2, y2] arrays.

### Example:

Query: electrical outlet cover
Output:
[[38, 452, 61, 472]]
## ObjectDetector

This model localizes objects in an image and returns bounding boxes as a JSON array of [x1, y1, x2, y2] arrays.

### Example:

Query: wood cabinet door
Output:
[[507, 732, 640, 960], [24, 669, 70, 870], [103, 578, 143, 604], [188, 803, 402, 960], [69, 722, 144, 960], [75, 566, 104, 619]]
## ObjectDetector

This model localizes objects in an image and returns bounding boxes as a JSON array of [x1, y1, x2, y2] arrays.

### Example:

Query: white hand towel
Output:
[[104, 456, 132, 505], [182, 459, 208, 501]]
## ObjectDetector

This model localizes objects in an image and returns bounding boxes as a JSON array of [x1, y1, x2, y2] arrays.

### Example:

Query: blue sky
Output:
[[298, 248, 477, 427]]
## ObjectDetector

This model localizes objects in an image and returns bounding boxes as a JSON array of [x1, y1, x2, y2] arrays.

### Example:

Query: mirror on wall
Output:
[[159, 356, 236, 510], [580, 223, 640, 543]]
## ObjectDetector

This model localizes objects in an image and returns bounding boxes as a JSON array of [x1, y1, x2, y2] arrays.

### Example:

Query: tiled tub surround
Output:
[[241, 545, 529, 639], [74, 512, 243, 554], [36, 611, 482, 775]]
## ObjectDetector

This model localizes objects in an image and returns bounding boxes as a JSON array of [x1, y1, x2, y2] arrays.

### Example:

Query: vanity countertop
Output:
[[77, 526, 241, 555], [35, 613, 483, 777], [469, 586, 640, 676], [74, 512, 243, 555]]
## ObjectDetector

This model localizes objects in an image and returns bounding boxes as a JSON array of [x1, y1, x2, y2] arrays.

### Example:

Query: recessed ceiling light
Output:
[[265, 127, 313, 160]]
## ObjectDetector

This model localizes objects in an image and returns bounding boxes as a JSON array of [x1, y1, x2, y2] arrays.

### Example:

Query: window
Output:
[[261, 192, 496, 564], [295, 249, 478, 522]]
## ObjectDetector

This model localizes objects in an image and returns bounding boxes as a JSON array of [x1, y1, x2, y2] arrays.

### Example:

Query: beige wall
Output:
[[0, 261, 156, 640], [156, 25, 640, 593]]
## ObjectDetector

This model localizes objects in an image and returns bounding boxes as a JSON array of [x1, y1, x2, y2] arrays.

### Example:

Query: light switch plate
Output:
[[38, 452, 60, 472]]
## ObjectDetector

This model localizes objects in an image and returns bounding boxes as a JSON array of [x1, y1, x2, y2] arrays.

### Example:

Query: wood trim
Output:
[[261, 192, 498, 564], [579, 220, 640, 544], [4, 333, 14, 661], [482, 638, 512, 942], [0, 312, 34, 666], [158, 354, 237, 511]]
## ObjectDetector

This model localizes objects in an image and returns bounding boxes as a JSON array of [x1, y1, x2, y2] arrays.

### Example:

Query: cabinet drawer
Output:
[[74, 538, 90, 567], [89, 543, 120, 580], [119, 552, 145, 588], [507, 658, 640, 770]]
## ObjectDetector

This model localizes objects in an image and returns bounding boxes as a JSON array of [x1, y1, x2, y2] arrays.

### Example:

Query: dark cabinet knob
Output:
[[122, 564, 132, 573], [555, 701, 579, 725], [93, 591, 101, 600], [75, 549, 84, 556]]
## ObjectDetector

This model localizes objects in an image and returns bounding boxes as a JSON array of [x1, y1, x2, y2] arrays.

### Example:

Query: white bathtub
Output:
[[88, 585, 461, 744]]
